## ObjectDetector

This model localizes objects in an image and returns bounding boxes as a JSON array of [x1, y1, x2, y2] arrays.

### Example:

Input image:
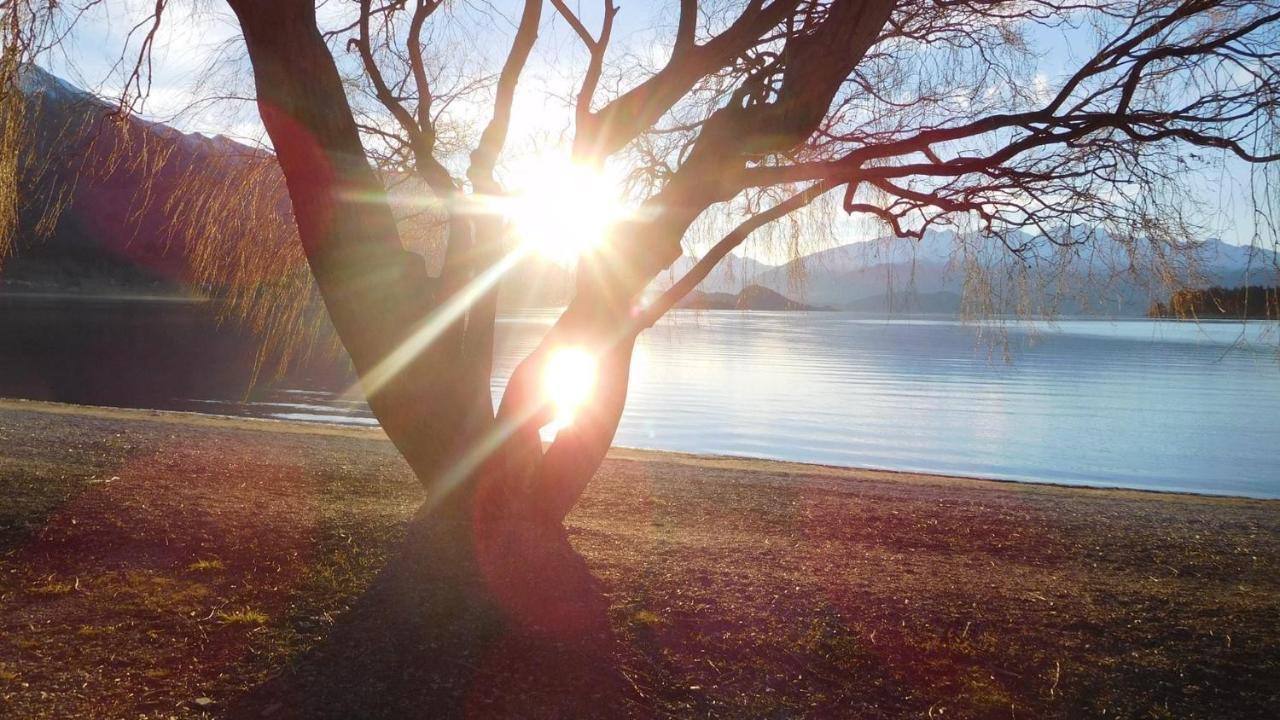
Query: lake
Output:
[[3, 297, 1278, 498]]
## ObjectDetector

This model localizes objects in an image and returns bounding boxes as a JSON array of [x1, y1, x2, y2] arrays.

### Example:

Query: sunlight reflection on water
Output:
[[242, 312, 1279, 497]]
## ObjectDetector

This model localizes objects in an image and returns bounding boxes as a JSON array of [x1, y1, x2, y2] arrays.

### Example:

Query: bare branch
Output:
[[353, 0, 419, 138], [114, 0, 167, 116], [550, 0, 619, 145], [467, 0, 543, 192], [578, 0, 801, 158]]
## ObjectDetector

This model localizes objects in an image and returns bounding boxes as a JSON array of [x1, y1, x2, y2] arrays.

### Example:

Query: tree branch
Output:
[[467, 0, 543, 193], [578, 0, 801, 158]]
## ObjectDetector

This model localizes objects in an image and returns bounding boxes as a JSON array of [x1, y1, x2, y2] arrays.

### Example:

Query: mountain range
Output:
[[4, 66, 1276, 316]]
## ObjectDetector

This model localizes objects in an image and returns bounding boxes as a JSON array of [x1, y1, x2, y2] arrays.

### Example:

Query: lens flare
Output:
[[508, 158, 625, 264], [542, 346, 597, 430]]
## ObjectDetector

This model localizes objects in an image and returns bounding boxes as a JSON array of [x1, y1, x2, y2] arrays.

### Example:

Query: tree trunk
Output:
[[222, 7, 630, 713], [227, 0, 475, 483]]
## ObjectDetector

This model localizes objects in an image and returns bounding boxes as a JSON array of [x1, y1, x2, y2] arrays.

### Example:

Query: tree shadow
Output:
[[227, 500, 639, 720]]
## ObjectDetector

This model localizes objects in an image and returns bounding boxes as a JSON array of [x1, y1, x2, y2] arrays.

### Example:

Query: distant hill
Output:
[[843, 291, 963, 314], [2, 66, 428, 302], [654, 253, 777, 295], [0, 68, 774, 311], [2, 65, 283, 296], [747, 229, 1280, 316], [678, 285, 822, 311]]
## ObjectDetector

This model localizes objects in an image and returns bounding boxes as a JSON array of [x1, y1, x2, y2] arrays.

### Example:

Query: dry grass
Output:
[[1, 398, 1277, 719], [216, 609, 269, 626], [26, 579, 76, 596]]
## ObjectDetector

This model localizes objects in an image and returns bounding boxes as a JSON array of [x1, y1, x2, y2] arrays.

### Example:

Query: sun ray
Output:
[[345, 155, 627, 423], [351, 246, 528, 400], [507, 156, 631, 264], [423, 400, 543, 514], [541, 346, 597, 432]]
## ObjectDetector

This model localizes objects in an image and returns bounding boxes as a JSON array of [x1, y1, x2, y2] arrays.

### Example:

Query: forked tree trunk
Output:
[[225, 5, 634, 712], [225, 0, 677, 507], [221, 0, 858, 711], [222, 6, 628, 695], [225, 0, 658, 500]]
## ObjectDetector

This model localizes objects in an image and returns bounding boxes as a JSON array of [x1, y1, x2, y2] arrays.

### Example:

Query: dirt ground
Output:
[[1, 398, 1277, 719]]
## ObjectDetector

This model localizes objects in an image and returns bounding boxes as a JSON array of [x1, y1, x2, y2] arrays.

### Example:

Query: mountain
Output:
[[3, 65, 278, 295], [0, 68, 779, 309], [678, 285, 823, 311], [654, 253, 778, 295], [843, 291, 963, 314], [748, 229, 1279, 316], [747, 230, 963, 310]]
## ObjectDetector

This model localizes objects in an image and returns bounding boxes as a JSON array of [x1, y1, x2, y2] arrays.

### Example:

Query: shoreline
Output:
[[1, 396, 1273, 504]]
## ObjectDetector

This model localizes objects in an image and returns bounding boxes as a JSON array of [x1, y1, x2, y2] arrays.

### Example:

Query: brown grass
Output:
[[1, 398, 1278, 719], [216, 609, 270, 626]]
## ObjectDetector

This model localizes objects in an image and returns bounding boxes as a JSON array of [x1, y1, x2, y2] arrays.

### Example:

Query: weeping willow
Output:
[[1, 0, 77, 268], [4, 68, 323, 382]]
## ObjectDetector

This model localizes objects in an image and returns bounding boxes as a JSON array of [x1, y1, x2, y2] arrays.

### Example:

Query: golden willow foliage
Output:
[[0, 2, 29, 266], [86, 120, 322, 384], [0, 49, 22, 263], [162, 147, 323, 384], [0, 0, 323, 384], [0, 4, 67, 270], [6, 73, 321, 383]]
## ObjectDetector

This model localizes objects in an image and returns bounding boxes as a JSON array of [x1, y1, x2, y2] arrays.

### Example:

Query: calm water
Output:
[[222, 312, 1280, 499], [3, 298, 1278, 497]]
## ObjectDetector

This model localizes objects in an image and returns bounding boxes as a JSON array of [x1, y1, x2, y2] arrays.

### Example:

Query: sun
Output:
[[542, 346, 598, 431], [507, 157, 626, 264]]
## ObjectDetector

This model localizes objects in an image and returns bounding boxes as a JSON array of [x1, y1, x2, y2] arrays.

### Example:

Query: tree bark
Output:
[[227, 0, 482, 484], [223, 0, 611, 616]]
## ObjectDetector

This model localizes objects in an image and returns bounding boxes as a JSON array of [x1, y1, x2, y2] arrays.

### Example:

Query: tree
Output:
[[4, 0, 1279, 703], [217, 0, 1277, 520]]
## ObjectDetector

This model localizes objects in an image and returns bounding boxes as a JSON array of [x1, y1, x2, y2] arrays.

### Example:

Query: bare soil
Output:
[[1, 398, 1277, 718]]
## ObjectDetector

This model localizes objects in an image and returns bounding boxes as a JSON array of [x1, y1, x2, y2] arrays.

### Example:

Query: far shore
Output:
[[1, 397, 1277, 718]]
